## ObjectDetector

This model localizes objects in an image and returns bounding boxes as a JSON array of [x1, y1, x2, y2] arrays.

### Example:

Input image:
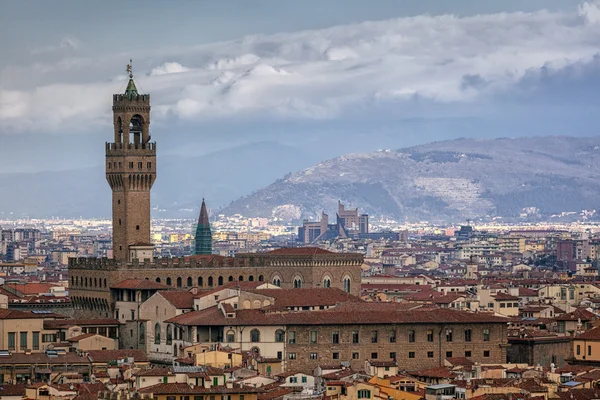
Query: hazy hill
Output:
[[0, 142, 317, 218], [221, 136, 600, 222]]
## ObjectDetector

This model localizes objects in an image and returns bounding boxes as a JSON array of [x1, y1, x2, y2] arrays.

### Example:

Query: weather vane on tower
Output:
[[126, 59, 133, 79]]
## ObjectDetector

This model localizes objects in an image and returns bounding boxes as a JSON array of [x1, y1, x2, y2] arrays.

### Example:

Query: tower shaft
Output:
[[106, 77, 156, 261]]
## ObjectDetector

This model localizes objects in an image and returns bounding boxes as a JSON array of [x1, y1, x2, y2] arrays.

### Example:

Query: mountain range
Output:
[[3, 136, 600, 222], [221, 136, 600, 223]]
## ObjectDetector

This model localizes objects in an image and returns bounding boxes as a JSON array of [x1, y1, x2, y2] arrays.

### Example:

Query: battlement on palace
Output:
[[68, 252, 363, 270]]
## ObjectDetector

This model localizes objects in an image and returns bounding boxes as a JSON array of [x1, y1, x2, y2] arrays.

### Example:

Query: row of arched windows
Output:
[[154, 275, 265, 288], [71, 276, 107, 289], [70, 273, 351, 292], [225, 329, 286, 343]]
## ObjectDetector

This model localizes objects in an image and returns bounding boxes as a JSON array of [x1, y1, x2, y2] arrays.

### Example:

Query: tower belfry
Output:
[[106, 61, 156, 261]]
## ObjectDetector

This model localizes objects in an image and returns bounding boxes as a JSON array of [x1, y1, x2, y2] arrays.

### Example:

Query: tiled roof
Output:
[[167, 302, 506, 327], [87, 350, 149, 363], [7, 282, 59, 295], [493, 292, 520, 301], [446, 357, 474, 367], [0, 309, 55, 320], [555, 308, 596, 322], [111, 279, 171, 290], [258, 388, 293, 400], [68, 333, 98, 342], [576, 326, 600, 340], [158, 291, 194, 309], [0, 353, 88, 365], [249, 288, 362, 308], [44, 318, 120, 329], [138, 383, 261, 395], [135, 367, 174, 377], [409, 366, 455, 379], [0, 384, 26, 395], [556, 389, 600, 400]]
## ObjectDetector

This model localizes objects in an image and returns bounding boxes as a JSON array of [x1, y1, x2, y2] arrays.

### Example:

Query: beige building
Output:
[[67, 333, 116, 351], [193, 349, 242, 369], [0, 310, 61, 353], [138, 290, 194, 362]]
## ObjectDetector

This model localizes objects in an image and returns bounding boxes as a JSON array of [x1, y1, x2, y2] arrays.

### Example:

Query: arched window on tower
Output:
[[156, 277, 161, 283], [343, 276, 351, 293], [187, 277, 192, 287], [239, 276, 244, 282], [129, 114, 144, 145], [198, 277, 203, 287], [293, 277, 302, 289], [218, 276, 223, 286], [258, 275, 264, 282], [208, 277, 214, 287], [176, 277, 182, 288], [323, 277, 332, 288], [166, 277, 172, 286], [273, 277, 281, 287], [228, 276, 234, 282], [249, 276, 254, 282]]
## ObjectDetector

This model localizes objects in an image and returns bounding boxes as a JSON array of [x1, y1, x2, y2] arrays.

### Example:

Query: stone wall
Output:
[[507, 337, 572, 368], [285, 322, 508, 373]]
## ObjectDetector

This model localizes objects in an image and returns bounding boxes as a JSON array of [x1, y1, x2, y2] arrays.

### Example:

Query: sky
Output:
[[1, 0, 600, 176]]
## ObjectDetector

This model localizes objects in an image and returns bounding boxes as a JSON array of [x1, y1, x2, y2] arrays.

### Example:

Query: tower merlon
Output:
[[106, 142, 156, 154]]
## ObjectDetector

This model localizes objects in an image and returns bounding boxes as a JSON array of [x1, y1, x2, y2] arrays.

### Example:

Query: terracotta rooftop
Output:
[[249, 288, 362, 308], [158, 290, 194, 309], [7, 282, 60, 295], [555, 308, 596, 322], [0, 384, 26, 396], [67, 333, 98, 342], [576, 326, 600, 340], [409, 366, 455, 379], [138, 383, 261, 395], [167, 302, 506, 327], [87, 349, 149, 363], [44, 318, 120, 329], [0, 309, 60, 320]]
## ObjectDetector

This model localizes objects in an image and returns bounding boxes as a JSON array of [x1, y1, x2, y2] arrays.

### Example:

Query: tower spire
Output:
[[194, 199, 213, 255], [124, 59, 139, 98]]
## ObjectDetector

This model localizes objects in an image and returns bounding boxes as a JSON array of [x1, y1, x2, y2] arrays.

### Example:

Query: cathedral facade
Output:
[[68, 67, 363, 318]]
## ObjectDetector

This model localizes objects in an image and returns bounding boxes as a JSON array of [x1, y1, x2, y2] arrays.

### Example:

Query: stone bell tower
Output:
[[105, 61, 156, 261]]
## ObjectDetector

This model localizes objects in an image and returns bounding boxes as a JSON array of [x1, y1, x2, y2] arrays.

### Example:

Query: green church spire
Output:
[[194, 199, 213, 255]]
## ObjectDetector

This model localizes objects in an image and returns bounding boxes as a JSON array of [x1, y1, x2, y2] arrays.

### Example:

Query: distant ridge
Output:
[[221, 136, 600, 223]]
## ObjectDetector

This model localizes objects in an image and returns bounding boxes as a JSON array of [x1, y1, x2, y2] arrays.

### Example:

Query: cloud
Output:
[[3, 2, 600, 134], [30, 36, 81, 55], [149, 62, 191, 76]]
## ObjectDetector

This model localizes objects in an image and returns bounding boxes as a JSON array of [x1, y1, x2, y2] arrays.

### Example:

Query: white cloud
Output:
[[149, 62, 191, 76], [3, 2, 600, 133], [30, 36, 81, 55]]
